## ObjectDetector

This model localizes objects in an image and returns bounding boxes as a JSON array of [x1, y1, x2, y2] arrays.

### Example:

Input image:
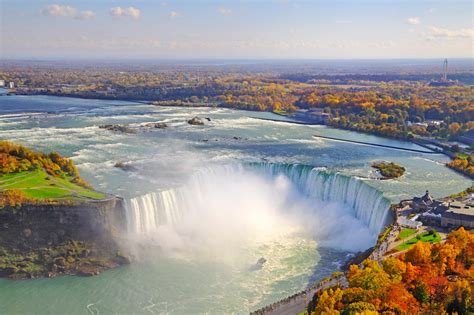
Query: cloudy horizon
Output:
[[1, 0, 473, 59]]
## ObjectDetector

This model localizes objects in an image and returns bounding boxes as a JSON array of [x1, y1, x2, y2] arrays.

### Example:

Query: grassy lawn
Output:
[[398, 228, 417, 240], [0, 169, 105, 201], [396, 231, 441, 251], [456, 152, 469, 159]]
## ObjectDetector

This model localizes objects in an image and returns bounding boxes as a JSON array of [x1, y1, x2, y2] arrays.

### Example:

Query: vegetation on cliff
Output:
[[450, 186, 474, 198], [307, 228, 473, 314], [371, 162, 406, 179], [0, 141, 105, 208], [0, 240, 129, 279]]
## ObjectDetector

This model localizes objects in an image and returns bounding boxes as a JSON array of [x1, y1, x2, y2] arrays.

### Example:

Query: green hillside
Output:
[[0, 141, 105, 206]]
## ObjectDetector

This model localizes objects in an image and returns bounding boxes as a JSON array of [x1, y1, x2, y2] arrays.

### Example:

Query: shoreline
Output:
[[6, 91, 472, 181]]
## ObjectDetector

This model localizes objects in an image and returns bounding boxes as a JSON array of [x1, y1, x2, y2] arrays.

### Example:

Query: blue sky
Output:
[[1, 0, 473, 59]]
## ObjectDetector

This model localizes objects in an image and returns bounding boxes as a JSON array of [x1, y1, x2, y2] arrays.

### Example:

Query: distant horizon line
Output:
[[1, 57, 473, 62], [0, 57, 474, 67]]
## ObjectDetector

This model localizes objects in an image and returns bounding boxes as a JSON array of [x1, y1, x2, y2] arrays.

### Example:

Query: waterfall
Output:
[[125, 163, 391, 239], [248, 163, 391, 234]]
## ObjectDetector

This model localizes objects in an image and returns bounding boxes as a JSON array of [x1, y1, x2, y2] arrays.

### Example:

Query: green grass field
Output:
[[398, 228, 417, 240], [0, 169, 105, 201], [396, 231, 441, 251], [456, 152, 469, 159]]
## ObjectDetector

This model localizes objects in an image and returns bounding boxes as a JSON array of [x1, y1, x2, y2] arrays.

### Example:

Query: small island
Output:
[[371, 161, 406, 179], [0, 141, 128, 279]]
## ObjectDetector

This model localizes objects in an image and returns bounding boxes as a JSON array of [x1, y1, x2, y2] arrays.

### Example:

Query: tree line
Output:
[[307, 227, 472, 314]]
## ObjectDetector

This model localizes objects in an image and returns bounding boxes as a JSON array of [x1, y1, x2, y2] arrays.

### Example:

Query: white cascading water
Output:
[[250, 163, 391, 234], [125, 163, 390, 252]]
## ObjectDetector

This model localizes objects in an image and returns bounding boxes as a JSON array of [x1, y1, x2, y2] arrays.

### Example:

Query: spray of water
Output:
[[125, 163, 390, 260]]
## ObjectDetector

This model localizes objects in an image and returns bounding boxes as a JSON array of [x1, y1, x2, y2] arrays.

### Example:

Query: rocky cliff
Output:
[[0, 197, 130, 279]]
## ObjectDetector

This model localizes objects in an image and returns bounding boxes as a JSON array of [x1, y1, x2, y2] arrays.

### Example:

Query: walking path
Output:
[[250, 276, 347, 315]]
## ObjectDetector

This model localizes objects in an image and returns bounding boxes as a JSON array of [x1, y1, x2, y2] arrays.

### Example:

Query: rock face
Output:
[[0, 198, 126, 247], [153, 122, 168, 129], [0, 197, 129, 279], [114, 162, 137, 172], [187, 117, 204, 125]]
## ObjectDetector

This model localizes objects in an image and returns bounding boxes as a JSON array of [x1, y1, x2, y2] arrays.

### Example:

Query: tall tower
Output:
[[443, 58, 448, 81]]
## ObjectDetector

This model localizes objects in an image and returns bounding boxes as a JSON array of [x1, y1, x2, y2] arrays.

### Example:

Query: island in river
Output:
[[371, 162, 406, 179], [0, 141, 129, 279]]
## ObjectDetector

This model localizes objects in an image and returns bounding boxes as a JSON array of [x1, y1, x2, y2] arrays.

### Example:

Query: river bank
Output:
[[11, 90, 469, 154]]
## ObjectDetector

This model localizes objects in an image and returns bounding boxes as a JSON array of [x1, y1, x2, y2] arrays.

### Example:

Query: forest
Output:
[[3, 63, 473, 143], [448, 156, 474, 178], [0, 141, 79, 178], [0, 141, 96, 208], [307, 227, 473, 314]]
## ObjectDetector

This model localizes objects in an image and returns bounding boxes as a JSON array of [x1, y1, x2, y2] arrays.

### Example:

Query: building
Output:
[[441, 201, 474, 229], [399, 217, 423, 229], [0, 80, 4, 87], [8, 82, 14, 89], [429, 59, 457, 87], [412, 190, 435, 212], [294, 108, 331, 124]]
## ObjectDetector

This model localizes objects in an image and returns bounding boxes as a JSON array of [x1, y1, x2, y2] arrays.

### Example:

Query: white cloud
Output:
[[76, 10, 96, 20], [218, 7, 232, 16], [110, 7, 141, 20], [42, 4, 76, 17], [41, 4, 95, 20], [427, 26, 474, 39], [406, 17, 421, 25], [168, 11, 181, 19]]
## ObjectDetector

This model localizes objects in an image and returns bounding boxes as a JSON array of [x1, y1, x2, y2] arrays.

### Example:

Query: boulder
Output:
[[187, 117, 204, 126], [114, 162, 137, 172], [114, 252, 131, 265], [154, 122, 168, 129], [78, 265, 101, 277], [257, 257, 267, 265], [99, 124, 136, 134]]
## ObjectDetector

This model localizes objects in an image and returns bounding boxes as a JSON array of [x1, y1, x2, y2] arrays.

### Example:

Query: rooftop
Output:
[[443, 201, 474, 221]]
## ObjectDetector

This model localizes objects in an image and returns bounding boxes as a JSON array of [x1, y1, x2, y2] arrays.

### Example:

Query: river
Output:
[[0, 93, 471, 314]]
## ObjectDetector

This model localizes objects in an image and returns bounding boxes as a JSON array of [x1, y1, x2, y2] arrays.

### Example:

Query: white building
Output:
[[8, 82, 14, 89], [398, 217, 423, 229], [0, 80, 4, 87]]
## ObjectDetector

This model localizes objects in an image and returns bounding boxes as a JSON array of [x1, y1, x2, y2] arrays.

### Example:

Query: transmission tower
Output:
[[443, 58, 448, 81]]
